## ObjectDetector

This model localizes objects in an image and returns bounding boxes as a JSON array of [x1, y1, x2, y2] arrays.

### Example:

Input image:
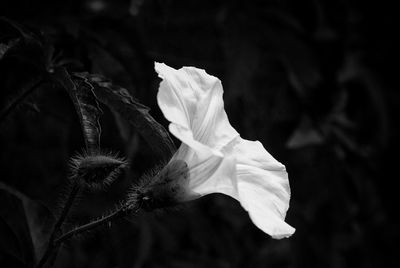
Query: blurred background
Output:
[[0, 0, 398, 267]]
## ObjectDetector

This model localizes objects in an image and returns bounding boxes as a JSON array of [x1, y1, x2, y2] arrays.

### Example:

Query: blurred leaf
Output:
[[82, 22, 150, 98], [0, 16, 37, 40], [0, 18, 48, 124], [339, 53, 389, 148], [0, 38, 19, 59], [85, 41, 135, 91], [0, 17, 46, 70], [0, 187, 34, 266], [223, 9, 321, 101], [23, 201, 55, 263], [53, 68, 103, 153], [129, 0, 144, 16], [0, 252, 26, 268], [0, 182, 54, 266], [0, 76, 45, 124], [73, 72, 176, 161], [0, 217, 24, 264], [287, 116, 325, 149]]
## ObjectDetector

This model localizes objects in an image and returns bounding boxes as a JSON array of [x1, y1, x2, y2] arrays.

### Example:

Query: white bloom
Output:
[[155, 62, 295, 239]]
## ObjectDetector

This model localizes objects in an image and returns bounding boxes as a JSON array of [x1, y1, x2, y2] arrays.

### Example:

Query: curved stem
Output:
[[36, 182, 80, 268], [52, 183, 80, 241], [54, 204, 133, 246]]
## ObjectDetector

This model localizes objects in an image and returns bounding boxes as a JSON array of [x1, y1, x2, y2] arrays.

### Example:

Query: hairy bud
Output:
[[128, 160, 190, 211], [70, 151, 128, 190]]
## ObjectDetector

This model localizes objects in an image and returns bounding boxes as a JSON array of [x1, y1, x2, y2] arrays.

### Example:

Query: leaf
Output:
[[0, 182, 54, 265], [0, 252, 26, 268], [23, 199, 55, 263], [73, 72, 176, 160], [129, 0, 144, 16], [223, 10, 320, 101], [0, 217, 25, 264], [0, 39, 19, 59], [0, 18, 47, 124], [0, 17, 46, 71], [0, 16, 38, 40], [287, 116, 325, 149], [82, 21, 150, 95], [53, 68, 103, 153], [0, 76, 45, 124], [0, 189, 33, 266]]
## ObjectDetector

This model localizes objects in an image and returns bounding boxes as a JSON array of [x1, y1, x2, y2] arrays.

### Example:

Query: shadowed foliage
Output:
[[0, 0, 398, 267]]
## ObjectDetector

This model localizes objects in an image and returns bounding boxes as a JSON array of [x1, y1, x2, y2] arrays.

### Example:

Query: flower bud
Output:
[[128, 160, 191, 211], [70, 152, 127, 190]]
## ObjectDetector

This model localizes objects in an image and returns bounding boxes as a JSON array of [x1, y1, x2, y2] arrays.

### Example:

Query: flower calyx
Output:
[[70, 151, 128, 190], [128, 160, 191, 211]]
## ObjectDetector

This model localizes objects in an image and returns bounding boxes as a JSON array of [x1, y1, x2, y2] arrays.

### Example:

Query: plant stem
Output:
[[54, 204, 133, 246], [52, 183, 80, 240], [36, 182, 80, 268], [37, 201, 137, 268]]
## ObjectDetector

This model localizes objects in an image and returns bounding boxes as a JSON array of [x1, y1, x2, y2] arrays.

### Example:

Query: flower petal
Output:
[[155, 62, 294, 239], [233, 138, 295, 239], [155, 62, 238, 150], [170, 143, 238, 199]]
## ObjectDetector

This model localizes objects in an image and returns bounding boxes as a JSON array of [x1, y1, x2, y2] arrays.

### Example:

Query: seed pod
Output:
[[70, 152, 127, 190], [128, 160, 190, 211]]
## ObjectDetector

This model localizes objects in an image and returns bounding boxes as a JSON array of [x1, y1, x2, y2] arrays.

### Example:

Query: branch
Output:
[[55, 204, 134, 245]]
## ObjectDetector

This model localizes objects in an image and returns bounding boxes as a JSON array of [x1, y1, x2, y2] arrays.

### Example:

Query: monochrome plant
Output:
[[0, 17, 294, 268]]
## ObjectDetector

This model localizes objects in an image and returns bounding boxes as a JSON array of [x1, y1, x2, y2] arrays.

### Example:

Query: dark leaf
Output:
[[0, 38, 19, 59], [0, 182, 54, 266], [53, 68, 103, 153], [0, 189, 33, 266], [0, 18, 46, 71], [0, 16, 38, 40], [0, 76, 45, 124], [287, 116, 325, 148], [85, 41, 135, 91], [73, 72, 176, 160], [129, 0, 144, 16], [0, 252, 27, 268], [23, 198, 55, 263], [0, 19, 47, 124], [82, 20, 151, 97], [0, 217, 24, 265]]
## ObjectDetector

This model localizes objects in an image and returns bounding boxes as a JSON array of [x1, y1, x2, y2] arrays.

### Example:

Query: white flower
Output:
[[155, 62, 295, 239]]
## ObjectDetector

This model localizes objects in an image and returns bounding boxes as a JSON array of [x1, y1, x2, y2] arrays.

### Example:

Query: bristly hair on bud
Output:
[[127, 160, 191, 211], [69, 150, 128, 191]]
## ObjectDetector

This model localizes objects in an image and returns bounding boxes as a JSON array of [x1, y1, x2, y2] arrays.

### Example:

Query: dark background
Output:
[[1, 0, 398, 267]]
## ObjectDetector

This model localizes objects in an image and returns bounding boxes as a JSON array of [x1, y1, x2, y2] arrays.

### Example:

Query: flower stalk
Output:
[[36, 199, 137, 268], [54, 203, 137, 245], [36, 182, 81, 268]]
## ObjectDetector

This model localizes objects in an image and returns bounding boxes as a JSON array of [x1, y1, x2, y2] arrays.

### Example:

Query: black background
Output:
[[1, 0, 398, 267]]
